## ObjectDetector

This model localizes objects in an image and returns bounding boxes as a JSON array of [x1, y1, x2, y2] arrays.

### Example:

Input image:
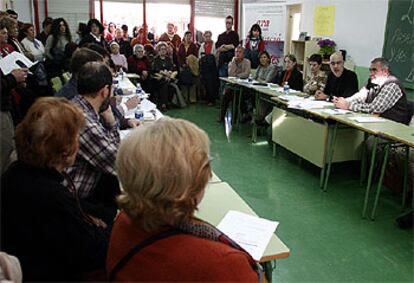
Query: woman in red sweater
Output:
[[107, 118, 261, 282]]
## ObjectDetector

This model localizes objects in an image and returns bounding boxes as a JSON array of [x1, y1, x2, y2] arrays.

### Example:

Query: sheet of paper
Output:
[[0, 51, 36, 74], [119, 129, 133, 140], [217, 210, 279, 261], [288, 99, 333, 110], [323, 109, 353, 115], [279, 95, 305, 102], [348, 116, 386, 123], [140, 98, 157, 112]]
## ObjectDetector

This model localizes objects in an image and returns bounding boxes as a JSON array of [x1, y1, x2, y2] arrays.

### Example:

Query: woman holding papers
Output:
[[107, 118, 261, 282]]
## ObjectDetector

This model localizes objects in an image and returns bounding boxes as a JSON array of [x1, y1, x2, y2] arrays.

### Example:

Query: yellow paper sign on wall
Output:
[[314, 5, 336, 36]]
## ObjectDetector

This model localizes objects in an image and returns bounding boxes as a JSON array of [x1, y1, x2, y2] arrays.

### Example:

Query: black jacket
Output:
[[277, 68, 304, 91], [324, 68, 358, 98], [1, 161, 109, 281]]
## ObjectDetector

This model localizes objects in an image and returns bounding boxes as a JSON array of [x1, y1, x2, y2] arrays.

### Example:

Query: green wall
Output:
[[355, 66, 414, 102]]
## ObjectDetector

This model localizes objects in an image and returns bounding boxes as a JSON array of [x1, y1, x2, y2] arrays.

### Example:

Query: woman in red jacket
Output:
[[107, 118, 261, 282]]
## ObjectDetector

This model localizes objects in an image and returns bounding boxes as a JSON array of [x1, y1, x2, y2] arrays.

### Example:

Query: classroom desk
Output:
[[324, 114, 413, 219], [196, 182, 290, 282]]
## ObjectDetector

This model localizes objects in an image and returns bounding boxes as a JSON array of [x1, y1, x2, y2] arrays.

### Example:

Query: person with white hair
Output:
[[110, 41, 128, 71]]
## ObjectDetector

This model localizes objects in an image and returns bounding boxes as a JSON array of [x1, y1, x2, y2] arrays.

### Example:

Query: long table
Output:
[[196, 181, 290, 282], [219, 77, 413, 219]]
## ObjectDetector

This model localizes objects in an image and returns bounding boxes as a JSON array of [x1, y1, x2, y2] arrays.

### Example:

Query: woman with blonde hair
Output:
[[1, 97, 109, 281], [107, 117, 260, 281]]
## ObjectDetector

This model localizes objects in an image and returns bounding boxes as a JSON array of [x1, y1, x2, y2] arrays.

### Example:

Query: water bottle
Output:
[[283, 82, 290, 95], [135, 108, 144, 121], [119, 68, 124, 80]]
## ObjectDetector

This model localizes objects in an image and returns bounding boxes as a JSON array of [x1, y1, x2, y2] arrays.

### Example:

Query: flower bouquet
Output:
[[318, 39, 336, 58]]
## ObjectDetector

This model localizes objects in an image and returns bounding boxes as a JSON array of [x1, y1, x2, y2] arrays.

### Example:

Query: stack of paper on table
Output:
[[217, 210, 279, 261]]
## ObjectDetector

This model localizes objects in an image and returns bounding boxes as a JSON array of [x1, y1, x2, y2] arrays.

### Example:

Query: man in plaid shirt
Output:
[[334, 57, 410, 125], [65, 61, 121, 199]]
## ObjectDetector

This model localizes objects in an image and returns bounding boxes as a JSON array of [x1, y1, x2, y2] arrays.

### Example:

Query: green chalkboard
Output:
[[382, 0, 414, 90]]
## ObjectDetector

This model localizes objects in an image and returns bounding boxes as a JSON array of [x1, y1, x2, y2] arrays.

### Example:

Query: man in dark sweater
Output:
[[333, 57, 410, 125], [315, 51, 358, 100], [215, 15, 240, 77]]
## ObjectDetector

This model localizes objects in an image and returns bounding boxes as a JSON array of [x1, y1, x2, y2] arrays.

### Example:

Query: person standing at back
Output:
[[215, 15, 240, 77]]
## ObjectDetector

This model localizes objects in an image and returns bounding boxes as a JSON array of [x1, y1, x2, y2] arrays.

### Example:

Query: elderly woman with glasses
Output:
[[107, 117, 261, 281]]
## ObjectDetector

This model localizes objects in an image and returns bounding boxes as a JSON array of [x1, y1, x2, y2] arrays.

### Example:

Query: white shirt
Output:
[[21, 37, 45, 62]]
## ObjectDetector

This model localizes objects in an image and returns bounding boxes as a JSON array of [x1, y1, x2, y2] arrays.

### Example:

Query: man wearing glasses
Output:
[[315, 51, 358, 100], [333, 57, 410, 125]]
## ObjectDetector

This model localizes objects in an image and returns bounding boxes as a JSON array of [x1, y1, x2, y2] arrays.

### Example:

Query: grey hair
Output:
[[371, 57, 391, 71], [133, 44, 144, 53]]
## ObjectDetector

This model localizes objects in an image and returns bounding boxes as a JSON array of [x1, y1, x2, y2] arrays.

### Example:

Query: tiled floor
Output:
[[168, 103, 413, 282]]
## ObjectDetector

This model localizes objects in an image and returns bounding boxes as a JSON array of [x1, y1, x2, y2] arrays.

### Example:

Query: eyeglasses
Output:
[[330, 61, 343, 66], [369, 68, 378, 72]]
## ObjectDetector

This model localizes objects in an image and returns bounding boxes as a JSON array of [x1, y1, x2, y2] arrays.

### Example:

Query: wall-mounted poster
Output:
[[242, 2, 286, 64]]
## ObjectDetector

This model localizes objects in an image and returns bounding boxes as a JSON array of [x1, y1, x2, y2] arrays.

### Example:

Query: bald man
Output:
[[315, 52, 358, 100]]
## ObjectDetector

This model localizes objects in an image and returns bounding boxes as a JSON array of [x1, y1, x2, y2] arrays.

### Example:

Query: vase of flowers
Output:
[[318, 39, 336, 59]]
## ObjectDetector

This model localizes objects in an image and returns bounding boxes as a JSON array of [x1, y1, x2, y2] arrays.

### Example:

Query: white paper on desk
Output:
[[288, 99, 333, 110], [348, 116, 386, 123], [140, 98, 157, 111], [217, 210, 279, 261], [0, 52, 36, 74], [279, 95, 305, 102], [323, 109, 352, 115]]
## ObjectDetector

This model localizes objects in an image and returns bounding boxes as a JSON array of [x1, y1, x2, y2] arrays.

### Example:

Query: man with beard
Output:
[[315, 51, 358, 100], [66, 62, 121, 219], [333, 57, 410, 125]]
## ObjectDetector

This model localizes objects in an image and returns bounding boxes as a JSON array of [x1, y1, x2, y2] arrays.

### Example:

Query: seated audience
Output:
[[1, 97, 109, 281], [244, 23, 265, 69], [79, 19, 107, 49], [303, 54, 327, 96], [219, 45, 251, 122], [36, 16, 53, 45], [151, 42, 177, 110], [107, 117, 261, 281], [2, 16, 32, 60], [334, 57, 410, 124], [127, 44, 151, 91], [113, 27, 132, 58], [65, 62, 121, 215], [315, 51, 358, 100], [76, 22, 88, 44], [20, 23, 45, 62], [110, 41, 128, 71], [277, 54, 303, 91]]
